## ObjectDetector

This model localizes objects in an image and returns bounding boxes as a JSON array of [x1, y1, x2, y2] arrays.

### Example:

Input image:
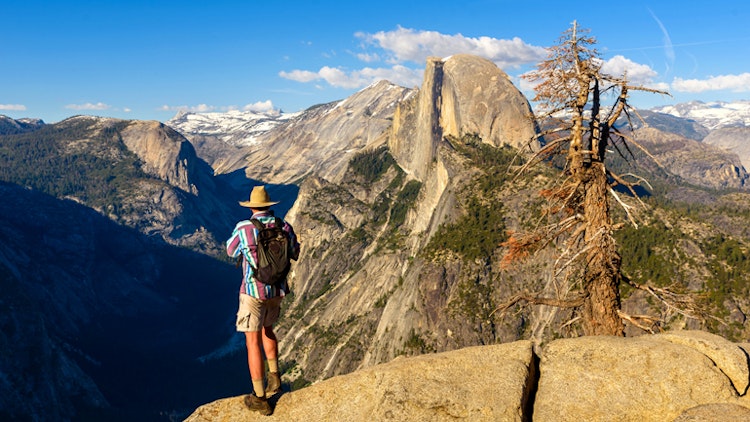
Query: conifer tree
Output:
[[501, 21, 669, 336]]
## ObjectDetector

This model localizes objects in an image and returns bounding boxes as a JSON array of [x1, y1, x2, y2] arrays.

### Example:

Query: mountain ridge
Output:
[[0, 115, 249, 256], [651, 100, 750, 129]]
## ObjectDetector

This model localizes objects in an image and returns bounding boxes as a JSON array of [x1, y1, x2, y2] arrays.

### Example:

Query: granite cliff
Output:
[[389, 54, 538, 181], [176, 55, 750, 393], [703, 126, 750, 170], [632, 126, 748, 190], [275, 54, 541, 383]]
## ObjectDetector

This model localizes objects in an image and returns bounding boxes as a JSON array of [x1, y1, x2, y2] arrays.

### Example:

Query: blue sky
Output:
[[2, 0, 749, 123]]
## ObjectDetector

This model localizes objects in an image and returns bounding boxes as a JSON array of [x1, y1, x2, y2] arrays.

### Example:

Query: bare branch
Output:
[[617, 310, 658, 333], [608, 171, 648, 209], [560, 316, 582, 330], [605, 84, 629, 128], [535, 105, 573, 119], [624, 84, 671, 97], [554, 227, 604, 277], [625, 279, 706, 321], [512, 135, 572, 179], [614, 129, 667, 169], [609, 187, 638, 228], [607, 131, 635, 162], [610, 127, 635, 162], [535, 125, 573, 139], [620, 173, 653, 191]]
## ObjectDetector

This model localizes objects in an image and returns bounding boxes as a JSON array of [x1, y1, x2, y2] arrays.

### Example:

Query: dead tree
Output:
[[500, 22, 669, 336]]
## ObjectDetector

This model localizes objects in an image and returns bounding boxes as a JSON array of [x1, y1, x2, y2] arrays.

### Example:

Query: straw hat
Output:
[[239, 186, 280, 208]]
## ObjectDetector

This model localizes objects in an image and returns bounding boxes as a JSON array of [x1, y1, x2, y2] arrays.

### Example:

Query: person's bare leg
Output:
[[262, 326, 281, 394], [261, 326, 278, 361], [245, 331, 265, 396], [243, 330, 272, 414]]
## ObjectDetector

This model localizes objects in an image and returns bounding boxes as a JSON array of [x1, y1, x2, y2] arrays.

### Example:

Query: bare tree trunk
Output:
[[515, 21, 669, 337], [580, 163, 624, 335]]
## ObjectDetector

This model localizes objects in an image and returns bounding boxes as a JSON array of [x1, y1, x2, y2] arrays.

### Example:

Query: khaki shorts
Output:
[[236, 294, 283, 332]]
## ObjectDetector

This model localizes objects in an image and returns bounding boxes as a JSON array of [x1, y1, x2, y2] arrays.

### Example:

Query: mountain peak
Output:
[[650, 100, 750, 129]]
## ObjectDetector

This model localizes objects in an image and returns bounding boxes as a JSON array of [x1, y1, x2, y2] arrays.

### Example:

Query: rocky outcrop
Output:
[[634, 127, 749, 189], [534, 330, 750, 421], [186, 331, 750, 421], [120, 120, 206, 195], [703, 126, 750, 170], [187, 340, 535, 422]]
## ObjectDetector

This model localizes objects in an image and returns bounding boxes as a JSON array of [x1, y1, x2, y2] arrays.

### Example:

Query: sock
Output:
[[267, 358, 279, 373], [252, 379, 265, 398]]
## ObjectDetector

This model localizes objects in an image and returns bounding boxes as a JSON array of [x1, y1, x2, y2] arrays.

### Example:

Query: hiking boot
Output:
[[244, 393, 272, 416], [266, 371, 281, 396]]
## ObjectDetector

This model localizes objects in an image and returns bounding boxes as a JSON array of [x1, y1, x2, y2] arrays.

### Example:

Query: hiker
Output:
[[226, 185, 300, 415]]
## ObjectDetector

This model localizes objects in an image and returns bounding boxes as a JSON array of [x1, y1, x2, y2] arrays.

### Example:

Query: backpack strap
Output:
[[245, 218, 265, 271], [249, 218, 265, 230]]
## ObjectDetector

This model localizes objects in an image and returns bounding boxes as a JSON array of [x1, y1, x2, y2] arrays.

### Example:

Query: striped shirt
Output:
[[225, 211, 300, 300]]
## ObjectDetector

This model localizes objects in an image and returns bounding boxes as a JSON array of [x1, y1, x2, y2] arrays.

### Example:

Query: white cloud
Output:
[[672, 73, 750, 93], [356, 27, 547, 69], [242, 100, 276, 113], [160, 101, 278, 114], [279, 69, 321, 83], [281, 65, 422, 89], [357, 52, 381, 63], [0, 104, 26, 111], [65, 102, 110, 111], [598, 55, 670, 92], [281, 27, 546, 91], [517, 76, 538, 94], [600, 55, 658, 85], [160, 104, 217, 112]]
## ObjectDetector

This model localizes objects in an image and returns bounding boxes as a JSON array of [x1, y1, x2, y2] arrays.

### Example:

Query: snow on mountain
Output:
[[167, 98, 749, 151], [166, 109, 301, 147], [651, 100, 750, 130]]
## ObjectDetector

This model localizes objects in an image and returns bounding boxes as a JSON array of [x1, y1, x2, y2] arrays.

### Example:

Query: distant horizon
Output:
[[5, 95, 749, 126], [2, 1, 748, 124]]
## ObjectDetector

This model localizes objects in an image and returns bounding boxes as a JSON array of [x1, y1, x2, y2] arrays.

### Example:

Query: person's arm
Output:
[[284, 222, 301, 261], [226, 221, 257, 265]]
